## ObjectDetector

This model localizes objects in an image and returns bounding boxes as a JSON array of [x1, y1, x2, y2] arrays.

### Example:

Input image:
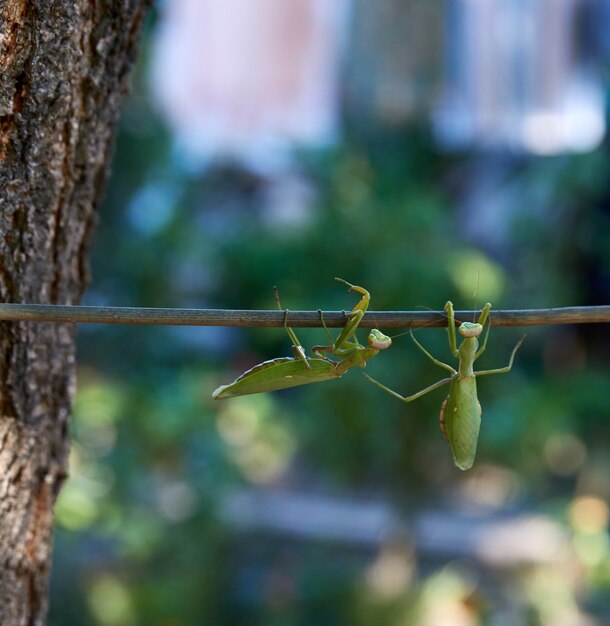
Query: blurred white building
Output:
[[151, 0, 608, 165], [151, 0, 348, 171], [435, 0, 607, 154]]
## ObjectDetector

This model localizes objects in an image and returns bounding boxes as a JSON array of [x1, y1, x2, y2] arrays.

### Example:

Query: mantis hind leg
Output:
[[274, 286, 310, 367], [318, 309, 336, 345], [475, 335, 526, 377]]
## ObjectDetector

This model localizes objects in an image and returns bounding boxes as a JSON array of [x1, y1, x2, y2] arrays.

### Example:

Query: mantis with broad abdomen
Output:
[[212, 278, 392, 399], [365, 302, 525, 470]]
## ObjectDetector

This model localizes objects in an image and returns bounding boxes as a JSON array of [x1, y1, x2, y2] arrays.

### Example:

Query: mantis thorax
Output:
[[457, 322, 482, 377]]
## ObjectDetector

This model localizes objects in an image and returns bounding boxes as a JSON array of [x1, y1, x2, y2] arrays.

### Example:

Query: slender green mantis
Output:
[[364, 302, 525, 470], [212, 278, 393, 399]]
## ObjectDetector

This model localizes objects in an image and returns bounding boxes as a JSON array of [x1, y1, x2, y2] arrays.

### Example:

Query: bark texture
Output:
[[0, 1, 149, 624]]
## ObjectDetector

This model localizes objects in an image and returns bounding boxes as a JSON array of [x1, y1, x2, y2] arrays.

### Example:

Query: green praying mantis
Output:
[[212, 278, 393, 399], [364, 302, 525, 470], [212, 280, 525, 470]]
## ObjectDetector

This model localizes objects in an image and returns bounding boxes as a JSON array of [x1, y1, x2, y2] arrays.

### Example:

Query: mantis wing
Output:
[[212, 357, 339, 399]]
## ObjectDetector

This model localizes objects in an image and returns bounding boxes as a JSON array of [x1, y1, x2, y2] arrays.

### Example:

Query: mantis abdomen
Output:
[[440, 376, 482, 471], [212, 357, 340, 399]]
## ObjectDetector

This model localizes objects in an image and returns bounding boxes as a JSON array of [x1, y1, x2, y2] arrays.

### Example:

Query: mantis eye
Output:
[[458, 322, 483, 338], [368, 329, 392, 350]]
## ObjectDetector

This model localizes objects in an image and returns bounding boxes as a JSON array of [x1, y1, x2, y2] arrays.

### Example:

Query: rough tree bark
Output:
[[0, 1, 150, 624]]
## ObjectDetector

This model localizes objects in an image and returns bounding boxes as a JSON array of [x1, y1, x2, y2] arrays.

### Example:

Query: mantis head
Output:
[[368, 329, 392, 350], [458, 321, 483, 338]]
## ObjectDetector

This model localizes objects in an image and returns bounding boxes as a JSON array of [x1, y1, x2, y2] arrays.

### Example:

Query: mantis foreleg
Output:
[[313, 307, 362, 360], [332, 279, 368, 349], [313, 278, 369, 357]]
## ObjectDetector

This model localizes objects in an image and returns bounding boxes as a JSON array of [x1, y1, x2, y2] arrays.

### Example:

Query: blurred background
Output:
[[48, 1, 610, 624]]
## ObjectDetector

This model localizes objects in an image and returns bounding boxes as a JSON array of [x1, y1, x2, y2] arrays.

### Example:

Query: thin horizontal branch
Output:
[[0, 303, 609, 328]]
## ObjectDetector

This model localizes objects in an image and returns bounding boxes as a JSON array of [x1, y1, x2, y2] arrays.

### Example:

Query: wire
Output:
[[0, 303, 608, 328]]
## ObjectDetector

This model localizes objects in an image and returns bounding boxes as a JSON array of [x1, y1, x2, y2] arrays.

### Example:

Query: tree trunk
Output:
[[0, 1, 149, 624]]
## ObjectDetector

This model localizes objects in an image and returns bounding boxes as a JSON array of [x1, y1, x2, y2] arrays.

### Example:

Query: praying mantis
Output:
[[212, 278, 393, 399], [364, 302, 525, 470]]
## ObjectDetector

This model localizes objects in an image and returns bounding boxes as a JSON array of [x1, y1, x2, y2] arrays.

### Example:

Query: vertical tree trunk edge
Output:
[[0, 2, 151, 624]]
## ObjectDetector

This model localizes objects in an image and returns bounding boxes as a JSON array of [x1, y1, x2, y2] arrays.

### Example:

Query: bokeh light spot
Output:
[[568, 496, 609, 534], [448, 249, 505, 304], [365, 542, 414, 599], [544, 433, 587, 476], [87, 575, 135, 626]]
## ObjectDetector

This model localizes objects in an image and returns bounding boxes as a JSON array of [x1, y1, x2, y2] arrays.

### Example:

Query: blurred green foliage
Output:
[[48, 27, 610, 626]]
